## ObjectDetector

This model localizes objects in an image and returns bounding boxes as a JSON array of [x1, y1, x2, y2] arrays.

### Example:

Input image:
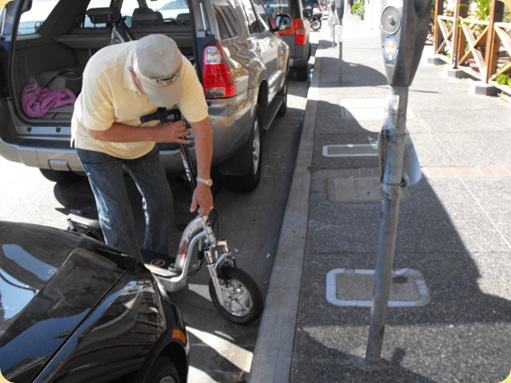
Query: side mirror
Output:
[[275, 13, 292, 31]]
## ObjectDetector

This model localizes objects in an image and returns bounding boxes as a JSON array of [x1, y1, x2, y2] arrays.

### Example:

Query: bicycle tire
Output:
[[310, 19, 321, 31], [209, 266, 263, 324]]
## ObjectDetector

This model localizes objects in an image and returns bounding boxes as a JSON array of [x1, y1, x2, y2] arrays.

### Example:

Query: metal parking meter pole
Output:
[[335, 0, 344, 81], [365, 0, 431, 365], [336, 24, 343, 81], [331, 0, 336, 44]]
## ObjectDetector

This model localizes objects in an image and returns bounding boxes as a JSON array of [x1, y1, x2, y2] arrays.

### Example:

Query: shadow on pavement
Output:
[[290, 45, 511, 382]]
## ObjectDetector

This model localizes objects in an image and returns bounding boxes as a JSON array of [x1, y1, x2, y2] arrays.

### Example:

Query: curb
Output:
[[249, 33, 326, 383]]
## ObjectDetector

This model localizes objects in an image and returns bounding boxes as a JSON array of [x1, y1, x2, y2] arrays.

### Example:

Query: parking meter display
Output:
[[379, 0, 432, 86]]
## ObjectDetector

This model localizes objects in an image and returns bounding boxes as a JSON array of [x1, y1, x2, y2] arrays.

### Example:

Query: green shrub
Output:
[[351, 0, 365, 17], [496, 73, 511, 86], [471, 0, 491, 20]]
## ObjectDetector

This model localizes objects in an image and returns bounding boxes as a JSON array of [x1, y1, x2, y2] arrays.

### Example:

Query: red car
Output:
[[264, 0, 311, 80]]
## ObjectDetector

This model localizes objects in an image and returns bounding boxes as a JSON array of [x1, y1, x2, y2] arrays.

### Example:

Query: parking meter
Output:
[[365, 0, 432, 366], [380, 0, 432, 86]]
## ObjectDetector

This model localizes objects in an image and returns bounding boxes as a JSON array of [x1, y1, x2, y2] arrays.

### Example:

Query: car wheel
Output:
[[39, 168, 83, 184], [295, 64, 309, 81], [277, 76, 288, 117], [222, 109, 262, 193], [147, 356, 181, 383]]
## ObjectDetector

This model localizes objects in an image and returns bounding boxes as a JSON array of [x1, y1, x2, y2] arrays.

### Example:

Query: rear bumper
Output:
[[0, 95, 255, 175], [279, 35, 310, 68]]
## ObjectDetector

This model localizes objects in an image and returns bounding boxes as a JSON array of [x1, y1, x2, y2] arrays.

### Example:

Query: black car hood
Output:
[[0, 221, 137, 381]]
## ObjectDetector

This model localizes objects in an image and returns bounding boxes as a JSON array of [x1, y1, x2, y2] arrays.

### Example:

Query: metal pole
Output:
[[337, 24, 343, 82], [337, 2, 343, 82], [365, 85, 409, 364]]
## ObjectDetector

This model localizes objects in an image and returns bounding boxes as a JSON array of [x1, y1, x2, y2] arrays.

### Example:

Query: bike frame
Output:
[[140, 108, 236, 302], [145, 214, 236, 302]]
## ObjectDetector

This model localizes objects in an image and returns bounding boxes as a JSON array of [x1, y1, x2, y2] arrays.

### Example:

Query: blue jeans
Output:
[[77, 147, 173, 262]]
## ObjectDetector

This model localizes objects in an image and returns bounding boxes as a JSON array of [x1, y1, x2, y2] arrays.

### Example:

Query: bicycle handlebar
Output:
[[140, 107, 197, 190], [140, 107, 181, 123]]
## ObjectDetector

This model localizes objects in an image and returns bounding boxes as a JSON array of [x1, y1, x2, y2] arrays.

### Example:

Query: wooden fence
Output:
[[433, 0, 511, 95]]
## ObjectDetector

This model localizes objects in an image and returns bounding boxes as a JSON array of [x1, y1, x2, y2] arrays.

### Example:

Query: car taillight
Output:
[[294, 19, 307, 46], [203, 42, 237, 98]]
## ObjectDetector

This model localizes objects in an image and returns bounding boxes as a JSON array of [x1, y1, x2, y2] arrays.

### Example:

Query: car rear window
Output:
[[262, 0, 299, 18], [81, 0, 190, 28], [18, 0, 59, 35], [263, 0, 290, 15], [213, 0, 242, 40], [240, 0, 261, 34], [120, 0, 189, 23], [253, 0, 271, 32]]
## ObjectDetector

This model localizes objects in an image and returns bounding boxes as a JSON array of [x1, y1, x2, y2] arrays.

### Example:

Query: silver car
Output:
[[0, 0, 290, 192]]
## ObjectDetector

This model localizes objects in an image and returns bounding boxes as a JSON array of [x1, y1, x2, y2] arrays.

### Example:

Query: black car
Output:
[[0, 221, 189, 383]]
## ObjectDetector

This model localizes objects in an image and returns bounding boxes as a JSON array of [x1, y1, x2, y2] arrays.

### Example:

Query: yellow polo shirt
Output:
[[71, 41, 208, 159]]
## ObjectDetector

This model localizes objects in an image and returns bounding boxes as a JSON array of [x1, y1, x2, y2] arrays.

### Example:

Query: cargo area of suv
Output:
[[0, 0, 291, 192]]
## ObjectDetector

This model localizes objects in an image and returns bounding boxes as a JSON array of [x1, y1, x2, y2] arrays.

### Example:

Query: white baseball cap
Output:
[[133, 34, 183, 107]]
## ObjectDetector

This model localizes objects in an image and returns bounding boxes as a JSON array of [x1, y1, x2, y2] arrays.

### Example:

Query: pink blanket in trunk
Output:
[[22, 83, 76, 117]]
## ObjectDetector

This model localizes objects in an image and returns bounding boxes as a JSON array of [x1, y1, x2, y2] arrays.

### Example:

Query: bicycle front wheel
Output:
[[209, 266, 263, 324]]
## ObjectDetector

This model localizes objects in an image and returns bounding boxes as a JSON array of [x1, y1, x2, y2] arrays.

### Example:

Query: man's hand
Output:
[[159, 119, 192, 143], [190, 183, 214, 217]]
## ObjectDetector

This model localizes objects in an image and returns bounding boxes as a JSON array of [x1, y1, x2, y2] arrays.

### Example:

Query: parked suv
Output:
[[0, 0, 291, 192], [263, 0, 311, 80]]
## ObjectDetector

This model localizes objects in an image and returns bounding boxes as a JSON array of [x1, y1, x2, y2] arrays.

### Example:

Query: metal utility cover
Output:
[[327, 177, 381, 203], [327, 177, 409, 203], [326, 268, 430, 307]]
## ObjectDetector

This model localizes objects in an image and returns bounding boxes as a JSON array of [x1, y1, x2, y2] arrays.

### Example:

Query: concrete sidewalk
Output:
[[251, 13, 511, 383]]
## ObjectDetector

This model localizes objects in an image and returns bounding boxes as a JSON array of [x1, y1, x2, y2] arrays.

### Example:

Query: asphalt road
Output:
[[0, 70, 310, 382]]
